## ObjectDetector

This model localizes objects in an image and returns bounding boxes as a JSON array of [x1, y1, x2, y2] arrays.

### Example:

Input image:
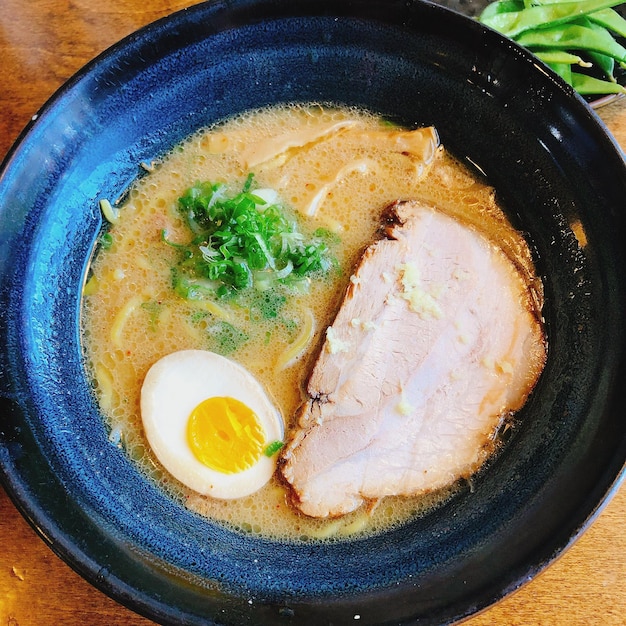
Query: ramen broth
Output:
[[82, 104, 539, 541]]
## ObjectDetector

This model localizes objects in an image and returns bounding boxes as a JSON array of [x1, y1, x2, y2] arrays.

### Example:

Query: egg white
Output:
[[140, 349, 284, 499]]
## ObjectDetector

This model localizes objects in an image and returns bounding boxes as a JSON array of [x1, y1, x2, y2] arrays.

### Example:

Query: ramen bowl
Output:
[[1, 1, 626, 624]]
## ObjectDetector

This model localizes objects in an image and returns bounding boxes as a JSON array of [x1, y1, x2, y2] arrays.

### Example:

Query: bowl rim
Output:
[[2, 1, 626, 625]]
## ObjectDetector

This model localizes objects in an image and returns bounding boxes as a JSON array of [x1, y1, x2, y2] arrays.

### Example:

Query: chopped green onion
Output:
[[171, 178, 337, 300], [100, 232, 113, 249], [263, 440, 285, 457], [206, 321, 249, 354]]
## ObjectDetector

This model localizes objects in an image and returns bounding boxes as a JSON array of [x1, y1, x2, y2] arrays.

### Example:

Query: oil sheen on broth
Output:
[[82, 103, 540, 541]]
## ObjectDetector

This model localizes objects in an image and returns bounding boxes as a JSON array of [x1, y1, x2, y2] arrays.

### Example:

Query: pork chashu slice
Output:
[[280, 200, 546, 518]]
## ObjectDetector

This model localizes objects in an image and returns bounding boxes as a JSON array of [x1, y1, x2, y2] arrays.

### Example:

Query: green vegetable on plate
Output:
[[479, 0, 626, 97]]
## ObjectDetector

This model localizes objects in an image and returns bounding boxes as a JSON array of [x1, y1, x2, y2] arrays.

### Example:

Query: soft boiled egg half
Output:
[[140, 349, 284, 499]]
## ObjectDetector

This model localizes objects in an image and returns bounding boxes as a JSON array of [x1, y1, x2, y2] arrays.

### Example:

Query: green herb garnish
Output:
[[250, 290, 287, 321], [263, 440, 285, 457], [100, 232, 113, 250], [141, 301, 163, 331], [206, 321, 249, 355], [172, 177, 336, 299]]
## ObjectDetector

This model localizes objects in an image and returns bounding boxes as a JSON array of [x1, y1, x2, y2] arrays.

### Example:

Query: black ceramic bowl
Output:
[[1, 1, 626, 624]]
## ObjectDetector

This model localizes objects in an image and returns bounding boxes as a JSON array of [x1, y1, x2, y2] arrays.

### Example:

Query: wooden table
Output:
[[1, 1, 625, 624]]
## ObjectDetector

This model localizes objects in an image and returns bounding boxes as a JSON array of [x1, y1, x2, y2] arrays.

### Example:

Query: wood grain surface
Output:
[[1, 1, 625, 624]]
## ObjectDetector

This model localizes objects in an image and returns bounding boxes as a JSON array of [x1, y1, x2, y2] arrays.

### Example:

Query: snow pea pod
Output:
[[585, 18, 619, 75], [545, 61, 574, 81], [516, 22, 626, 61], [533, 49, 593, 65], [479, 0, 524, 22], [571, 71, 626, 91], [481, 0, 623, 37], [536, 0, 626, 36], [537, 56, 624, 93], [588, 7, 626, 36], [586, 49, 616, 77], [479, 0, 626, 97]]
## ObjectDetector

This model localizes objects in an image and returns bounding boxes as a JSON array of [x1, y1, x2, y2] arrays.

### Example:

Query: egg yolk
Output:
[[187, 396, 265, 474]]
